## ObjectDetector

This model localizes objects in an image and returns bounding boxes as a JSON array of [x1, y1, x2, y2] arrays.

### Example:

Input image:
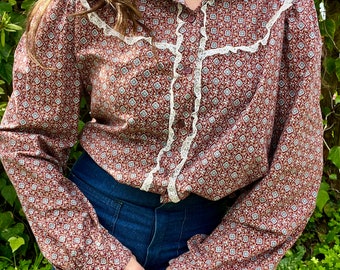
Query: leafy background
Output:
[[0, 0, 339, 269]]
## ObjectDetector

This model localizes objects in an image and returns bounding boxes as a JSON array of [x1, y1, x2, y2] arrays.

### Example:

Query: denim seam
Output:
[[143, 209, 157, 268], [176, 207, 187, 257]]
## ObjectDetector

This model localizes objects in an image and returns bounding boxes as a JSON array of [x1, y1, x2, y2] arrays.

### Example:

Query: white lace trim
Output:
[[79, 0, 177, 52], [202, 0, 293, 58], [167, 1, 211, 202], [140, 4, 185, 192]]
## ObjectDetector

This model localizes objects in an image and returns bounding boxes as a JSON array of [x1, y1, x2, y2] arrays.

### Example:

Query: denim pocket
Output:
[[68, 172, 122, 234]]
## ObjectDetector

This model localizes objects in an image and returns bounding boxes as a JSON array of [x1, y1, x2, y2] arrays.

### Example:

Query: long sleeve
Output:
[[168, 1, 323, 269], [0, 0, 132, 269]]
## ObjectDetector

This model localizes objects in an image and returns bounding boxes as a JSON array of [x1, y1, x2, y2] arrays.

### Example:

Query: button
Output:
[[176, 118, 186, 128], [183, 66, 193, 75], [187, 14, 196, 23]]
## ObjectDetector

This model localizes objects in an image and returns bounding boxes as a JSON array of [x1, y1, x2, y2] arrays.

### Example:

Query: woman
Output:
[[0, 0, 323, 269]]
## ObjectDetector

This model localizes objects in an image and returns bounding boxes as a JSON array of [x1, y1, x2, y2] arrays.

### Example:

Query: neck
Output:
[[185, 0, 202, 10]]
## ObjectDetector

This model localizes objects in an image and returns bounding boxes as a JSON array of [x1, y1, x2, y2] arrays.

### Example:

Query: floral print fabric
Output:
[[0, 0, 323, 269]]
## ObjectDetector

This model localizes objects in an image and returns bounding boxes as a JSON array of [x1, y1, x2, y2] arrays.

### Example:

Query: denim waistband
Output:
[[69, 151, 230, 210]]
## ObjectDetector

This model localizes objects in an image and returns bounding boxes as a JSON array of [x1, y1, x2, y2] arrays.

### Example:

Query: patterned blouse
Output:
[[0, 0, 323, 269]]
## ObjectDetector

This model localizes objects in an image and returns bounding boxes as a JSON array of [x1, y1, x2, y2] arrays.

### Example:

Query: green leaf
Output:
[[78, 120, 85, 133], [1, 223, 25, 241], [325, 228, 339, 244], [9, 12, 26, 29], [21, 0, 36, 11], [8, 0, 17, 6], [0, 102, 8, 119], [0, 176, 6, 190], [322, 105, 332, 116], [324, 57, 335, 74], [0, 2, 12, 12], [18, 259, 34, 270], [329, 174, 338, 180], [0, 245, 12, 260], [319, 181, 330, 191], [327, 146, 340, 169], [333, 91, 340, 105], [324, 19, 336, 39], [1, 185, 17, 207], [0, 30, 5, 47], [8, 236, 25, 253], [323, 202, 335, 218], [335, 95, 340, 105], [0, 62, 12, 84], [335, 58, 340, 82], [18, 207, 26, 218], [324, 36, 335, 52], [0, 212, 14, 231], [0, 43, 12, 62], [316, 190, 330, 212], [5, 23, 22, 31], [80, 96, 88, 109]]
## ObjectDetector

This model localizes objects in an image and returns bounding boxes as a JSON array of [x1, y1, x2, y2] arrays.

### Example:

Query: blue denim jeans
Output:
[[67, 152, 230, 270]]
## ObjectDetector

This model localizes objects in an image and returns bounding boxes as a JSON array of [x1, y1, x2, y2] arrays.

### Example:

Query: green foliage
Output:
[[327, 146, 340, 169], [278, 200, 340, 269], [0, 0, 27, 115], [0, 0, 340, 269], [0, 173, 52, 269]]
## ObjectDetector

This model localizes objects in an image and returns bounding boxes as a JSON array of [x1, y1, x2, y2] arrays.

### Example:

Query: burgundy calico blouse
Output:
[[0, 0, 323, 269]]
